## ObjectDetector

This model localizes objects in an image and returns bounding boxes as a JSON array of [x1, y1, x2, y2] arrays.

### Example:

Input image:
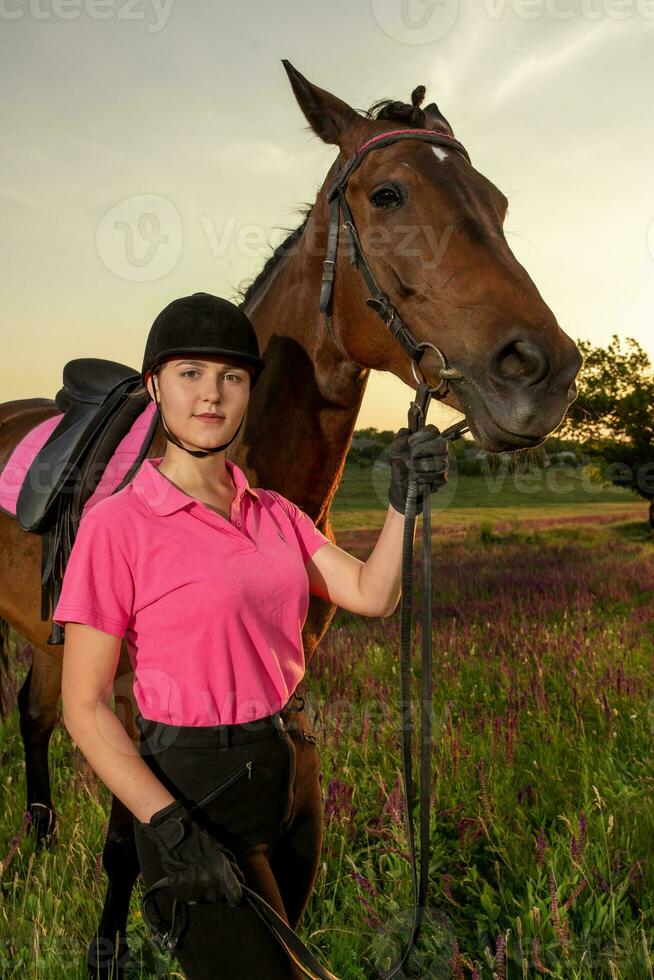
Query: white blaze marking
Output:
[[432, 147, 449, 162]]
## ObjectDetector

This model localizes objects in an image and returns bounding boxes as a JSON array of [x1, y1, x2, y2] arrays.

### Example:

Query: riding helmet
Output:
[[141, 292, 265, 388], [141, 292, 265, 458]]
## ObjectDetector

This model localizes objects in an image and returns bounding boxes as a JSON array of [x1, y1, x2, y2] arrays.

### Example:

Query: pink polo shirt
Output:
[[53, 456, 330, 726]]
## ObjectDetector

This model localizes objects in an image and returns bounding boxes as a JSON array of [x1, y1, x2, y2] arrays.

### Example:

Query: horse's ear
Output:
[[282, 60, 361, 147], [423, 102, 454, 137]]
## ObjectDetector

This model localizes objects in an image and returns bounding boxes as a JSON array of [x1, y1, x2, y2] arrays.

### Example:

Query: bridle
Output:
[[321, 126, 471, 402], [142, 126, 473, 978], [318, 124, 472, 977]]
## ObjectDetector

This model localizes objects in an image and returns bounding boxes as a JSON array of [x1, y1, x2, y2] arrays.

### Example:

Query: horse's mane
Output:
[[237, 206, 313, 310], [236, 86, 437, 310], [364, 84, 431, 128]]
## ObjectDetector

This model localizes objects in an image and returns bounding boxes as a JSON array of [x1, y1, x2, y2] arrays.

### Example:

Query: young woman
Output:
[[53, 291, 448, 979]]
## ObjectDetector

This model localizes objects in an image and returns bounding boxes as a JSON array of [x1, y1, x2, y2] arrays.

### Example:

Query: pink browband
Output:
[[326, 125, 471, 200], [354, 127, 464, 156]]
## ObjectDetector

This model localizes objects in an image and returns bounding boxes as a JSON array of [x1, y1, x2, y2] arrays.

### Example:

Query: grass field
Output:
[[331, 461, 644, 529], [1, 467, 652, 978]]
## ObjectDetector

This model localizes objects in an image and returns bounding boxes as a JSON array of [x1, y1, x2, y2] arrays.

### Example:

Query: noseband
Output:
[[320, 126, 470, 424]]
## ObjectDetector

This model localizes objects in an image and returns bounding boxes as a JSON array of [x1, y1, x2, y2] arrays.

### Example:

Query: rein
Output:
[[142, 125, 471, 978]]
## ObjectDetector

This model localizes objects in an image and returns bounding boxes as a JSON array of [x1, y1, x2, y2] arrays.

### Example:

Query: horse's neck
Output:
[[233, 205, 370, 523]]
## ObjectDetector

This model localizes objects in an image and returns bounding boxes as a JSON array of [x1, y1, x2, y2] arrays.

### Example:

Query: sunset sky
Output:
[[2, 0, 653, 431]]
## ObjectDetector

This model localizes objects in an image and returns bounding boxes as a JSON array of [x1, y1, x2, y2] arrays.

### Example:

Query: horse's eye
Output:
[[370, 185, 403, 209]]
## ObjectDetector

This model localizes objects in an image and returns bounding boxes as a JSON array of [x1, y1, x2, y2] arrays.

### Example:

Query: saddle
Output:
[[16, 358, 159, 645]]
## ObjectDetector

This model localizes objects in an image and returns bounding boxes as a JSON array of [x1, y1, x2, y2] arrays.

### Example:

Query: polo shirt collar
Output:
[[132, 456, 260, 516]]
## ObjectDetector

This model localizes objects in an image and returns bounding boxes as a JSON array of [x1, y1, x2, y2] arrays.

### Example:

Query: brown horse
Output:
[[0, 61, 581, 976]]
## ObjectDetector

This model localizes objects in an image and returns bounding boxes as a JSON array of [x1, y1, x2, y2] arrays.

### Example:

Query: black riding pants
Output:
[[133, 692, 321, 980]]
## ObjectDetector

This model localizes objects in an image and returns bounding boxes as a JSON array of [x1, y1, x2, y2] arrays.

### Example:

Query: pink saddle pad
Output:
[[0, 400, 157, 519]]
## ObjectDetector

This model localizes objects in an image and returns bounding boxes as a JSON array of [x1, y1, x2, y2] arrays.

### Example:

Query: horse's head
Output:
[[283, 61, 582, 452]]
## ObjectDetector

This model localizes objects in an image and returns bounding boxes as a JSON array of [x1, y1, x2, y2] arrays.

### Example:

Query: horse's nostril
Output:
[[489, 338, 549, 386]]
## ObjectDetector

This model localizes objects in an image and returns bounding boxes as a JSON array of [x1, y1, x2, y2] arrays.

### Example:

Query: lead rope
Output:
[[140, 130, 473, 975], [141, 388, 468, 979], [376, 382, 468, 978]]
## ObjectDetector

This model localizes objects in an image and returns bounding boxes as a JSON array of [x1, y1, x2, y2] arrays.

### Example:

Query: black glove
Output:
[[388, 424, 448, 515], [138, 799, 245, 907]]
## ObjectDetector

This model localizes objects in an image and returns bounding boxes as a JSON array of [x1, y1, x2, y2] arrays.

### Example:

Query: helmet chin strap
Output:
[[152, 376, 244, 458]]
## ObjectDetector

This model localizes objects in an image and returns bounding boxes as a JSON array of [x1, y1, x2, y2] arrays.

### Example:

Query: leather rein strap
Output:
[[320, 127, 471, 378], [142, 126, 472, 978]]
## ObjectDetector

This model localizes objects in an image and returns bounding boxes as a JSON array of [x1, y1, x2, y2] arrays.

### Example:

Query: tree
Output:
[[558, 335, 654, 533]]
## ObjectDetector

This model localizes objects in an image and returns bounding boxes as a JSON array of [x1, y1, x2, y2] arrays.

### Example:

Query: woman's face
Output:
[[146, 355, 253, 451]]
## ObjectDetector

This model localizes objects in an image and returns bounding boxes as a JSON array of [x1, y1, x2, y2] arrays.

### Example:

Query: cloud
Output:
[[492, 17, 654, 107], [0, 187, 40, 208], [206, 139, 325, 177]]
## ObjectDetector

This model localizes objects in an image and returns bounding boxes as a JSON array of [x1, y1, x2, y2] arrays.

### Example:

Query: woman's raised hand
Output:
[[388, 424, 449, 515]]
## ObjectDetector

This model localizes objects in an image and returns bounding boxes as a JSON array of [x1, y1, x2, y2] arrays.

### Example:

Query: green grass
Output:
[[332, 460, 647, 526], [303, 518, 654, 978], [0, 466, 652, 978]]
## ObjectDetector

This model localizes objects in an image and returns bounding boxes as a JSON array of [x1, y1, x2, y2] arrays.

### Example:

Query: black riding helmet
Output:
[[142, 292, 265, 458]]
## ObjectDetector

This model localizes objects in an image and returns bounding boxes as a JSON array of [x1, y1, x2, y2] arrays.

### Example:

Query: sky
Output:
[[1, 0, 653, 431]]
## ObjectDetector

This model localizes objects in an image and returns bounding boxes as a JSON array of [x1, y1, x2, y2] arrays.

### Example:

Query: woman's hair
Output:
[[127, 364, 160, 401]]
